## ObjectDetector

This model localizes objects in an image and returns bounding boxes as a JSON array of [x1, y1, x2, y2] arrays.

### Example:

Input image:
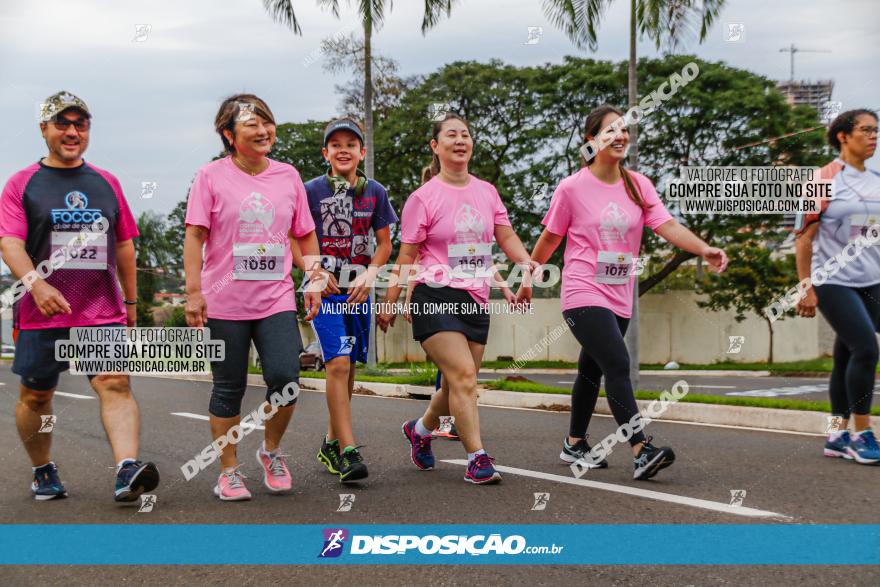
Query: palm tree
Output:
[[263, 0, 459, 178], [542, 0, 726, 388]]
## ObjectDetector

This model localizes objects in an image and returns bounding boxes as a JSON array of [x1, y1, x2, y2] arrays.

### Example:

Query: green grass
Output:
[[483, 379, 880, 415]]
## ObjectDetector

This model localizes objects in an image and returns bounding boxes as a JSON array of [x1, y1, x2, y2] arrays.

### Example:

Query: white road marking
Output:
[[442, 460, 790, 520], [557, 381, 575, 385], [171, 412, 264, 430], [695, 385, 738, 389], [54, 391, 94, 399]]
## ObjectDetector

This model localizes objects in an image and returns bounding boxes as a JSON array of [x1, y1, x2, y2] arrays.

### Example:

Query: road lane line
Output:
[[171, 412, 264, 430], [54, 391, 94, 399], [694, 385, 738, 389], [442, 459, 791, 520]]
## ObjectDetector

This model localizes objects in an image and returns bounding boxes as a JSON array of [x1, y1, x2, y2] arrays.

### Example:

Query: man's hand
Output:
[[185, 291, 208, 327], [30, 280, 72, 317], [347, 265, 377, 305]]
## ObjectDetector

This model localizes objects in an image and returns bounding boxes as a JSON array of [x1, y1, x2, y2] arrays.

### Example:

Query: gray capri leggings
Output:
[[206, 311, 302, 418]]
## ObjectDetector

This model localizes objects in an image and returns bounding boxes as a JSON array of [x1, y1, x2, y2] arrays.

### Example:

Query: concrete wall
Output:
[[368, 292, 833, 365]]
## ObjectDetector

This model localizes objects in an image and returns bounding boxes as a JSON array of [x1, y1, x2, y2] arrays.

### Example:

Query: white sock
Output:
[[116, 458, 136, 473], [414, 418, 432, 437], [829, 430, 847, 441], [467, 449, 486, 462], [261, 441, 278, 457]]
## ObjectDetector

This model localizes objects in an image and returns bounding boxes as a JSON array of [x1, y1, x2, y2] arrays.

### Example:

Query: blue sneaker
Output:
[[32, 462, 67, 501], [847, 430, 880, 465], [824, 431, 853, 459], [402, 420, 435, 470], [464, 453, 502, 485], [114, 460, 160, 502]]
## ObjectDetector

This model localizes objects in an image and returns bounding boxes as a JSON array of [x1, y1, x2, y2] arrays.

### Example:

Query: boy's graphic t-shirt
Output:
[[185, 157, 315, 320], [303, 175, 398, 277]]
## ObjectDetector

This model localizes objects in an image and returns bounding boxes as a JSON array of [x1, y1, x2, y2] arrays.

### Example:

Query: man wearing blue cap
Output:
[[303, 117, 398, 483]]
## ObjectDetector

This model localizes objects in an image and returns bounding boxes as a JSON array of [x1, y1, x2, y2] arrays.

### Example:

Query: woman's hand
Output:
[[796, 287, 818, 318], [702, 246, 728, 273], [185, 291, 208, 327], [377, 308, 397, 332]]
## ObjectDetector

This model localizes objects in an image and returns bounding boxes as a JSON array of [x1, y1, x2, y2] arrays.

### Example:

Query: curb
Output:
[[388, 367, 776, 377], [144, 373, 876, 436]]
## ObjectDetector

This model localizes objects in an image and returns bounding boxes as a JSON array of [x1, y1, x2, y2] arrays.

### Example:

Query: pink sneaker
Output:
[[256, 448, 292, 493], [214, 466, 252, 501]]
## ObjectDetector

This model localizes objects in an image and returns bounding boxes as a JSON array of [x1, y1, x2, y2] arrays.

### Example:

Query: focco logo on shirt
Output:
[[51, 191, 104, 224]]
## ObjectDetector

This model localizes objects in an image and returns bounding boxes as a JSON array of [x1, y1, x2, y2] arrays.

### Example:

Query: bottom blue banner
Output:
[[0, 524, 877, 565]]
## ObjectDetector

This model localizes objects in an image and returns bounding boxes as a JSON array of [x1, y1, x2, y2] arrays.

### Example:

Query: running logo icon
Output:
[[531, 492, 550, 511], [319, 528, 348, 558], [138, 494, 157, 513], [338, 336, 355, 355], [337, 493, 356, 512], [38, 415, 56, 433], [729, 490, 746, 507]]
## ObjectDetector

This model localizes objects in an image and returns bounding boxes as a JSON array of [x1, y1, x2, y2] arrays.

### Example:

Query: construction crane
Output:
[[780, 43, 831, 81]]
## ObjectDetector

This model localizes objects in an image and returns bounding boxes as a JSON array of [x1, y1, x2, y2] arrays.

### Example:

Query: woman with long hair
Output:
[[530, 105, 728, 480], [377, 113, 533, 484]]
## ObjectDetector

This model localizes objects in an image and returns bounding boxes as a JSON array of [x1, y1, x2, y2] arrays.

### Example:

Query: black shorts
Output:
[[12, 324, 124, 390], [410, 283, 490, 345]]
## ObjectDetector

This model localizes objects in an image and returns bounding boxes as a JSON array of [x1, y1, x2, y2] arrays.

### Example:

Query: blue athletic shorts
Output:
[[311, 294, 371, 363]]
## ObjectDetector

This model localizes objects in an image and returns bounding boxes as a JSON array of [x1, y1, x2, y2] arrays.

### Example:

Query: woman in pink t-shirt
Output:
[[183, 94, 324, 501], [377, 113, 534, 485], [531, 105, 728, 481]]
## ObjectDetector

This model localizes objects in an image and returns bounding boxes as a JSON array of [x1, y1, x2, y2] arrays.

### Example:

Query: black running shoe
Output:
[[317, 437, 342, 474], [338, 446, 369, 483], [633, 437, 675, 480], [560, 437, 608, 468], [115, 460, 159, 502]]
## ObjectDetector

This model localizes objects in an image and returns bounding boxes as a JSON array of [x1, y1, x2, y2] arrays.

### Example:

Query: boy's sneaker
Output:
[[824, 430, 853, 459], [114, 460, 160, 503], [847, 429, 880, 465], [338, 446, 369, 483], [256, 448, 293, 493], [32, 462, 68, 501], [317, 438, 342, 474], [633, 437, 676, 480], [433, 416, 459, 440], [402, 419, 435, 470], [559, 436, 608, 468], [464, 453, 502, 485], [214, 467, 252, 501]]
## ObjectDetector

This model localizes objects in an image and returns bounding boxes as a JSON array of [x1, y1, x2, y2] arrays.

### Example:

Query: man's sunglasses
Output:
[[50, 118, 91, 132]]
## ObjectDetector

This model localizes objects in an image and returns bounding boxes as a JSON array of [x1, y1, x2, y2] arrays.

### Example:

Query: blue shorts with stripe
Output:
[[310, 294, 371, 363]]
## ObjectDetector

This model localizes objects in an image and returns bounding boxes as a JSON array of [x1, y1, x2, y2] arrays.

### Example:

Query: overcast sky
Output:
[[1, 0, 877, 218]]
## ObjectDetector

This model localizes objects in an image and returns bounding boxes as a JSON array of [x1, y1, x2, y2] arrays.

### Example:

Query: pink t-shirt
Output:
[[542, 167, 672, 318], [185, 157, 316, 320], [400, 175, 511, 304]]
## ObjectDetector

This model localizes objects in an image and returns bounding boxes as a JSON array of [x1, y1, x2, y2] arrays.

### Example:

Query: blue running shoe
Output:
[[847, 430, 880, 465], [402, 420, 435, 470], [464, 453, 502, 485], [823, 431, 853, 459], [115, 460, 160, 502], [32, 462, 67, 501]]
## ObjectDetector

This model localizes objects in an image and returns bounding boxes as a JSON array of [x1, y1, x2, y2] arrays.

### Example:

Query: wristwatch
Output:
[[123, 299, 137, 305]]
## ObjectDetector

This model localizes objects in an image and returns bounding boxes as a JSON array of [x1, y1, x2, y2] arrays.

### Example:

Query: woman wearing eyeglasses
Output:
[[795, 108, 880, 465]]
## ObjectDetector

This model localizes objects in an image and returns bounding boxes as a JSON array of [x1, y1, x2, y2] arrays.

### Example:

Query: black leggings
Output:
[[562, 306, 645, 446], [815, 283, 880, 417]]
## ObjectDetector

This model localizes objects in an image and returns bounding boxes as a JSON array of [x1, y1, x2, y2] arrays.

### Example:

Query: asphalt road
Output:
[[481, 371, 880, 404], [0, 366, 877, 584]]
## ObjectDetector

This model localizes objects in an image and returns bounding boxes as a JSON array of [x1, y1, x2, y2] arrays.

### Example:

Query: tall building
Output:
[[776, 80, 834, 110]]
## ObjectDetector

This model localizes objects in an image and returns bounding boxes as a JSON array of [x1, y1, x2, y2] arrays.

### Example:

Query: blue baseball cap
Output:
[[323, 118, 365, 147]]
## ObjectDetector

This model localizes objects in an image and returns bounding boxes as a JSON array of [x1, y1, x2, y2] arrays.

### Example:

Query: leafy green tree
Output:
[[134, 211, 171, 325], [697, 243, 796, 363]]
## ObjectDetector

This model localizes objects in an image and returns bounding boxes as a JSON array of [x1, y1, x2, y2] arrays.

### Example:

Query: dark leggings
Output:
[[562, 306, 645, 446], [815, 283, 880, 417], [206, 311, 302, 418]]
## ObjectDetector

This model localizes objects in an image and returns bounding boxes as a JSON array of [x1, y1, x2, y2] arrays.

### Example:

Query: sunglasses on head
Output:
[[50, 117, 90, 132]]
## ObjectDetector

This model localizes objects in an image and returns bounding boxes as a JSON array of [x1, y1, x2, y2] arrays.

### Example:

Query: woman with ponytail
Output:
[[378, 113, 533, 484], [529, 105, 728, 480]]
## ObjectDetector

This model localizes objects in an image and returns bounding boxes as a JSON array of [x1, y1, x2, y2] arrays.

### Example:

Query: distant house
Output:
[[154, 292, 186, 305]]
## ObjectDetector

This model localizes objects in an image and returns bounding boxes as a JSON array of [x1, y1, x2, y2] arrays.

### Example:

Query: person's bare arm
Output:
[[183, 225, 209, 327], [795, 222, 819, 317], [348, 225, 393, 304], [295, 230, 324, 321], [116, 239, 137, 326], [654, 219, 728, 272], [0, 236, 71, 317]]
